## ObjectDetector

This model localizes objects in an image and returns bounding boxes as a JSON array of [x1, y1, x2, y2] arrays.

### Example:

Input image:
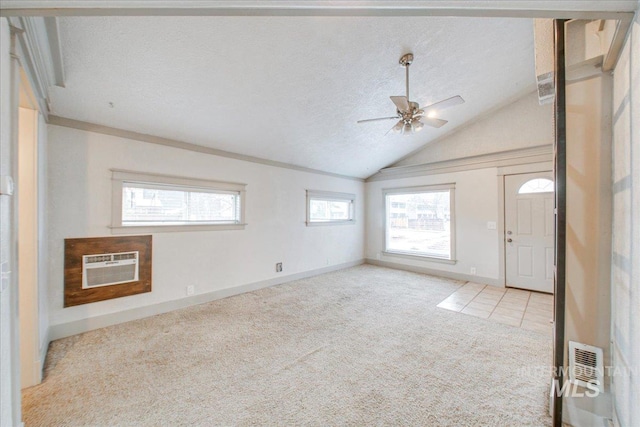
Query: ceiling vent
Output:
[[82, 251, 139, 289], [568, 341, 604, 392]]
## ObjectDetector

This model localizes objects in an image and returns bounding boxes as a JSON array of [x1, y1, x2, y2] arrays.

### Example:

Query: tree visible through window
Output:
[[385, 185, 455, 260]]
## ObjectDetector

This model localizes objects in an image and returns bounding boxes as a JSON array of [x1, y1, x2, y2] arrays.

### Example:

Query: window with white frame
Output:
[[111, 170, 246, 233], [306, 190, 355, 225], [384, 184, 455, 262]]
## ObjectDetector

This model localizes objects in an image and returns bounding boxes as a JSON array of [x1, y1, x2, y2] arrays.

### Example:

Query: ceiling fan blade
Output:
[[390, 96, 410, 112], [420, 117, 448, 128], [421, 95, 465, 113], [357, 116, 400, 124], [386, 120, 404, 135]]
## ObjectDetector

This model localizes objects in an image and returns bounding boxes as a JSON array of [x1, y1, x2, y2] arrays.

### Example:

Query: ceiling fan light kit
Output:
[[358, 53, 465, 136]]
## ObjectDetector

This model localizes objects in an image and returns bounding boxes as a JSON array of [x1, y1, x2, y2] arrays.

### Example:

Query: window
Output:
[[384, 184, 455, 262], [111, 170, 246, 233], [518, 178, 554, 194], [306, 190, 355, 226]]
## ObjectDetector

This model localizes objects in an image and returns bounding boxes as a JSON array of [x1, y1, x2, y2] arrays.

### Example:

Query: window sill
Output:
[[306, 220, 356, 227], [110, 223, 247, 234], [382, 251, 457, 265]]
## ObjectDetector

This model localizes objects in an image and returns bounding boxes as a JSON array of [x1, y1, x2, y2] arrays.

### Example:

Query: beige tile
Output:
[[524, 304, 553, 317], [437, 301, 465, 312], [467, 300, 497, 312], [442, 294, 475, 305], [453, 289, 481, 299], [497, 299, 528, 311], [521, 319, 552, 334], [527, 298, 553, 309], [529, 292, 553, 304], [472, 295, 503, 305], [462, 282, 486, 292], [504, 289, 530, 300], [490, 312, 522, 327], [493, 307, 524, 320], [526, 300, 553, 311], [480, 286, 506, 295], [461, 306, 492, 319], [477, 290, 504, 299], [523, 311, 552, 324]]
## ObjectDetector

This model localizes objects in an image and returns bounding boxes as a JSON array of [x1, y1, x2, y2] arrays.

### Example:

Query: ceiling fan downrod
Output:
[[399, 53, 413, 100]]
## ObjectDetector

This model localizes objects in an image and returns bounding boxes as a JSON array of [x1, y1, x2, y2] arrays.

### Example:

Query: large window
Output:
[[384, 184, 455, 262], [111, 170, 246, 233], [306, 190, 355, 226]]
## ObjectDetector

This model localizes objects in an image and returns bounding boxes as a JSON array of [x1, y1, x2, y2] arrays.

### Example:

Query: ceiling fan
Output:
[[357, 53, 465, 135]]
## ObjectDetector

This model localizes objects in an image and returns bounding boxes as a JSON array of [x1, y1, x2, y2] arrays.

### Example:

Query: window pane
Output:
[[309, 199, 352, 222], [518, 178, 554, 194], [386, 191, 451, 259], [122, 185, 239, 225]]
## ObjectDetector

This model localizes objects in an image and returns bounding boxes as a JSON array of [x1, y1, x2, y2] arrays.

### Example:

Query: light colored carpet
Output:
[[23, 265, 552, 426]]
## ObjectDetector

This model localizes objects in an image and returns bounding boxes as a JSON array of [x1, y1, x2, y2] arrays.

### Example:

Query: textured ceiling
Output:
[[50, 16, 536, 178]]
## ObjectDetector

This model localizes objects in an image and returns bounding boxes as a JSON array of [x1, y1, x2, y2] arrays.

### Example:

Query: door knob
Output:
[[507, 231, 512, 235], [507, 238, 513, 243]]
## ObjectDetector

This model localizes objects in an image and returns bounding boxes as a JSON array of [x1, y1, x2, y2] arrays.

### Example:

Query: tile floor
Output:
[[437, 282, 553, 334]]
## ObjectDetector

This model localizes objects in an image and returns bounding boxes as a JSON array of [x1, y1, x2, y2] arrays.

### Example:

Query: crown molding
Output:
[[0, 1, 637, 18], [366, 144, 553, 182], [48, 115, 365, 182]]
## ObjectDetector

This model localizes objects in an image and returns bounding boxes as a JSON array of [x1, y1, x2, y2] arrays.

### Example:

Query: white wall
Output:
[[393, 91, 553, 167], [562, 72, 614, 421], [366, 168, 502, 285], [0, 17, 19, 427], [47, 125, 365, 334], [611, 7, 640, 426]]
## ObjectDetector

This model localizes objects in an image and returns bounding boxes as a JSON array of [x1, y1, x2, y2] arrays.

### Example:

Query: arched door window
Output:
[[518, 178, 554, 194]]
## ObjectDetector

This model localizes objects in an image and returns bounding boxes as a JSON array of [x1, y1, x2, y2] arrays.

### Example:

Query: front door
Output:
[[505, 172, 554, 293]]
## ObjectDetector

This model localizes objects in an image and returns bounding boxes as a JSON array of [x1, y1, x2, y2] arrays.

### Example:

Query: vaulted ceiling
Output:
[[45, 15, 536, 178]]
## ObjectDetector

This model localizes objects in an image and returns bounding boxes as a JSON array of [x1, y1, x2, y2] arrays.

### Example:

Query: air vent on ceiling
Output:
[[569, 341, 604, 392], [82, 251, 139, 289]]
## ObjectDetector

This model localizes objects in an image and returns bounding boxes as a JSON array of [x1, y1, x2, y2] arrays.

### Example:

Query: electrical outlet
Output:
[[470, 267, 477, 275], [186, 285, 195, 296], [276, 262, 283, 273], [326, 258, 330, 266], [487, 221, 497, 230]]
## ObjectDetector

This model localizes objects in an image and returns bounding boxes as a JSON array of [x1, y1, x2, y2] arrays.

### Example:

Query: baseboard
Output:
[[365, 258, 503, 287], [50, 259, 365, 341], [38, 326, 50, 381]]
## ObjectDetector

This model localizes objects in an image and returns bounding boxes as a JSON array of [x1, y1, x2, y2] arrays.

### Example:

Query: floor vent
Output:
[[569, 341, 604, 391], [82, 251, 139, 289]]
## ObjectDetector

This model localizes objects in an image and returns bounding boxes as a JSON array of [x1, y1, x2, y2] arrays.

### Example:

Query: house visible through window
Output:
[[384, 184, 455, 261], [306, 190, 355, 225], [111, 170, 246, 233]]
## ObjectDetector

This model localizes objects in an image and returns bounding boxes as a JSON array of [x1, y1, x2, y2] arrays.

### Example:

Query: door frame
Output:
[[496, 163, 553, 289]]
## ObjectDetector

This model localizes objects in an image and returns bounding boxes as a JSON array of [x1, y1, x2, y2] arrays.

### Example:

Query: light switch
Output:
[[487, 221, 497, 230], [0, 176, 14, 196]]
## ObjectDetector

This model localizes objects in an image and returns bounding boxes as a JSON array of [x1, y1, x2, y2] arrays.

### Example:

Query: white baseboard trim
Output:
[[49, 259, 365, 341], [38, 326, 50, 381], [365, 258, 503, 287]]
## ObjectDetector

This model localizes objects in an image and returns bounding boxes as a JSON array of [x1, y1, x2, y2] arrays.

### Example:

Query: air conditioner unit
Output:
[[82, 251, 139, 289]]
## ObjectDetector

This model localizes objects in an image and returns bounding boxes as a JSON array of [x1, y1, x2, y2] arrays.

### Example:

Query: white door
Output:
[[505, 173, 554, 293]]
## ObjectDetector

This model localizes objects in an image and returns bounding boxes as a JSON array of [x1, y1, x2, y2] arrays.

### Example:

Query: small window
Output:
[[518, 178, 554, 194], [384, 184, 456, 262], [306, 190, 355, 226], [111, 170, 246, 233]]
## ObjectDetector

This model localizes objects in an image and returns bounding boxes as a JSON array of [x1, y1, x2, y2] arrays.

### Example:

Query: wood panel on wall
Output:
[[64, 235, 152, 307]]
